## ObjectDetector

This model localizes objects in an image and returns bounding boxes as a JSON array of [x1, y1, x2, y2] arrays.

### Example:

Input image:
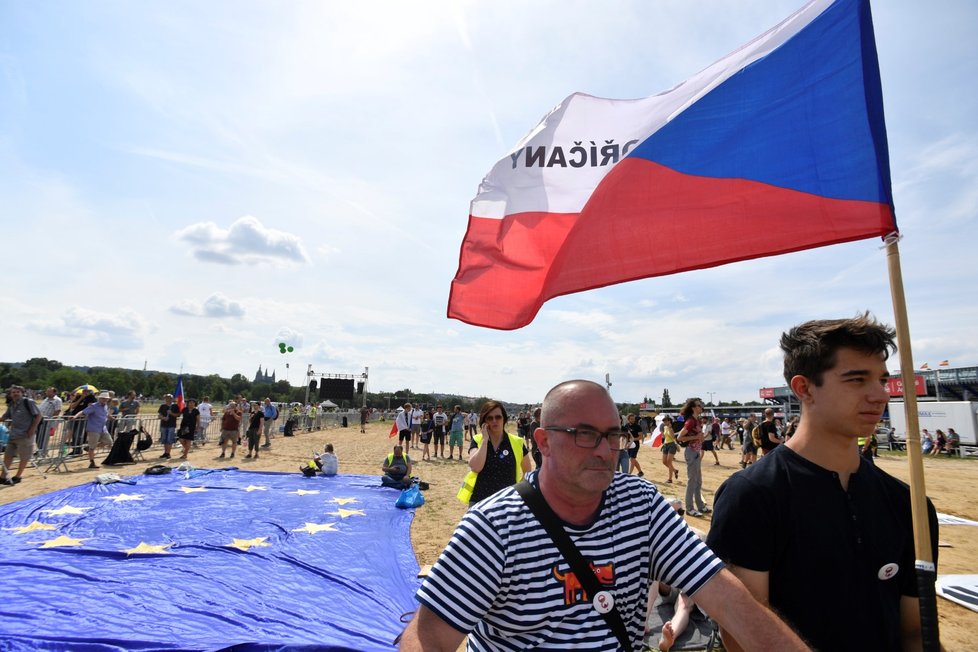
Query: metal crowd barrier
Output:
[[24, 408, 347, 473]]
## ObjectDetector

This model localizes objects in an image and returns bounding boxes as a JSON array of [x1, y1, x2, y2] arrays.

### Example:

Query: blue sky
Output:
[[1, 0, 975, 405]]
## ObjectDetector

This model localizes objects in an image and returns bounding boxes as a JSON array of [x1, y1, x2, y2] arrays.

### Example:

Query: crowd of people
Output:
[[0, 389, 351, 482], [0, 314, 952, 649]]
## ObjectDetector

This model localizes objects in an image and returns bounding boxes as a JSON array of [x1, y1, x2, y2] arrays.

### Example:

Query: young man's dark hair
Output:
[[780, 311, 896, 386]]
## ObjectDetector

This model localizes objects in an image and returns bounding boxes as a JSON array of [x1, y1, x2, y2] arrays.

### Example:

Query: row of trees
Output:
[[1, 359, 765, 414], [0, 358, 306, 405], [0, 360, 491, 411]]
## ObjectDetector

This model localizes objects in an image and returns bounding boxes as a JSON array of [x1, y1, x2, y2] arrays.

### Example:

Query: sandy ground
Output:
[[2, 420, 975, 650]]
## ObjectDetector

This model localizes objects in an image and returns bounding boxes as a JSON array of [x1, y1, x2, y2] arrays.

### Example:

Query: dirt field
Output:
[[2, 419, 974, 650]]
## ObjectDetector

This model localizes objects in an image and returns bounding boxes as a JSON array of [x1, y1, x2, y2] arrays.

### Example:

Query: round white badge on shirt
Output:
[[878, 562, 899, 580], [593, 590, 615, 614]]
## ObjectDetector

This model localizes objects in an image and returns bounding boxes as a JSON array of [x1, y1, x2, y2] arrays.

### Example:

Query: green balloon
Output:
[[287, 346, 294, 352]]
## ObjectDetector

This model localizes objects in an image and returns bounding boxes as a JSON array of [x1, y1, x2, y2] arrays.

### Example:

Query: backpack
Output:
[[751, 424, 762, 447], [272, 405, 279, 420]]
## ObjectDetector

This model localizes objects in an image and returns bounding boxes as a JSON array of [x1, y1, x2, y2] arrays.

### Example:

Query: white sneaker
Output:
[[687, 510, 703, 517]]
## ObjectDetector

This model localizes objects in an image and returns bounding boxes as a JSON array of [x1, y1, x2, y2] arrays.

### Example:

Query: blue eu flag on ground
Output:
[[0, 469, 421, 651]]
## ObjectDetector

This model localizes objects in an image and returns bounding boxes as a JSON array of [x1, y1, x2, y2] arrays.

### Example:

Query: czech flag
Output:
[[448, 0, 896, 330], [174, 376, 186, 413]]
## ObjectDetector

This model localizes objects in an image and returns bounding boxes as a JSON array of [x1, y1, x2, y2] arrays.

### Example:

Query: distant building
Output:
[[253, 366, 277, 385]]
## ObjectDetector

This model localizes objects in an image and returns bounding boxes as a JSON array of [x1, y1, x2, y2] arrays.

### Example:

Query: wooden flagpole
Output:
[[884, 234, 940, 650]]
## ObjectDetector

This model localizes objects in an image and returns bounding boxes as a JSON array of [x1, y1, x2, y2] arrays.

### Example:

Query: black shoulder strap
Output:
[[514, 480, 632, 651]]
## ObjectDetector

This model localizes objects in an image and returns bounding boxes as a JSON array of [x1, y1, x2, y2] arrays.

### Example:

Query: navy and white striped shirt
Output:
[[416, 471, 723, 650]]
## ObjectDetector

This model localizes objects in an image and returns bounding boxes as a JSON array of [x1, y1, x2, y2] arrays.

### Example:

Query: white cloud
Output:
[[170, 293, 246, 318], [31, 307, 149, 349], [175, 215, 310, 266]]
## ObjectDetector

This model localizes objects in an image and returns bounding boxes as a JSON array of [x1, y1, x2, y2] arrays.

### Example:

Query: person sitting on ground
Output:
[[382, 444, 413, 488], [318, 443, 338, 476]]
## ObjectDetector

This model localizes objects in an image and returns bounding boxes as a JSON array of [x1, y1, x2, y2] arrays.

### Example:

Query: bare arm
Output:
[[398, 604, 466, 651], [694, 567, 808, 652], [900, 595, 944, 651]]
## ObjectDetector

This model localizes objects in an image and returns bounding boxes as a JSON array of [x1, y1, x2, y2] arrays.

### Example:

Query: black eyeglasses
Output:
[[543, 426, 627, 450]]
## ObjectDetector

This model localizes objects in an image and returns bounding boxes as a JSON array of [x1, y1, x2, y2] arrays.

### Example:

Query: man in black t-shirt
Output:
[[708, 314, 938, 652], [157, 394, 180, 459], [758, 408, 781, 455]]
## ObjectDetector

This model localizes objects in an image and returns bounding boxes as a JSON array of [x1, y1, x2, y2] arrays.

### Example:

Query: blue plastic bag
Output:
[[395, 485, 424, 509]]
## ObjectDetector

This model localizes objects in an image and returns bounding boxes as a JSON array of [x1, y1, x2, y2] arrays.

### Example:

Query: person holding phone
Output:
[[457, 400, 531, 506]]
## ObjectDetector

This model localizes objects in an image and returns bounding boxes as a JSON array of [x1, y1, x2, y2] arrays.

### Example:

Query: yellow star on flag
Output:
[[330, 497, 358, 505], [36, 535, 89, 549], [179, 486, 209, 493], [292, 522, 338, 534], [290, 489, 320, 496], [6, 521, 57, 534], [41, 506, 92, 516], [103, 493, 145, 503], [243, 485, 268, 492], [328, 508, 365, 518], [227, 537, 272, 551], [123, 542, 173, 555]]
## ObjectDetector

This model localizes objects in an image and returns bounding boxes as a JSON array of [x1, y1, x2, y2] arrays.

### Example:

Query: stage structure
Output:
[[305, 365, 368, 408]]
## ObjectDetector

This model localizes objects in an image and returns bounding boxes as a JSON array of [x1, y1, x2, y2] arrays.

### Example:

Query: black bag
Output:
[[135, 429, 153, 451], [144, 464, 172, 475]]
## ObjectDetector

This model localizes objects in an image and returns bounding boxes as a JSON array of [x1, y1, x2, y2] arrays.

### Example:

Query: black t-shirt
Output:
[[707, 445, 938, 652], [759, 420, 780, 451], [179, 407, 199, 437], [625, 422, 642, 446], [158, 403, 179, 428], [468, 434, 528, 504]]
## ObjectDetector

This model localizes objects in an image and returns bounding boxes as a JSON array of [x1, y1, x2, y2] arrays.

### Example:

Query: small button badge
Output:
[[878, 562, 899, 580], [593, 590, 615, 614]]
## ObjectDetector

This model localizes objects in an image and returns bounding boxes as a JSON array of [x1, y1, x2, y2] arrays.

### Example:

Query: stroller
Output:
[[102, 428, 141, 466]]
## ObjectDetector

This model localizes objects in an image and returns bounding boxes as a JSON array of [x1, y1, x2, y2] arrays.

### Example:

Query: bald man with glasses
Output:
[[399, 380, 808, 651]]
